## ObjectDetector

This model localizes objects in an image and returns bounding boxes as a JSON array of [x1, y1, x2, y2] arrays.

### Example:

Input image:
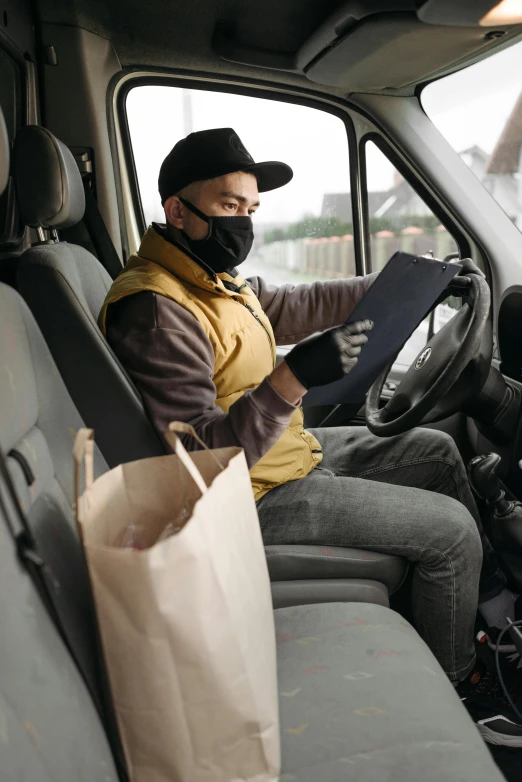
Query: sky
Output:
[[127, 39, 522, 227], [422, 39, 522, 155]]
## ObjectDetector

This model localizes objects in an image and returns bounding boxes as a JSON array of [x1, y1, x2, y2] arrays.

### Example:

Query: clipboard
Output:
[[303, 251, 460, 407]]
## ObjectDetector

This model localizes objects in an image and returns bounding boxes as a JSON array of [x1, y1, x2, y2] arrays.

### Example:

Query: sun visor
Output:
[[302, 14, 507, 90], [213, 1, 522, 92]]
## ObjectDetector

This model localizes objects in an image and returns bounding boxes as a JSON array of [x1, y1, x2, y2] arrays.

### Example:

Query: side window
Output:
[[0, 46, 21, 245], [364, 140, 460, 368], [422, 41, 522, 236], [125, 86, 354, 284]]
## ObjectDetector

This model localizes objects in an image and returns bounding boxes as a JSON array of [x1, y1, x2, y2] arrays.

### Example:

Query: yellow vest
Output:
[[99, 227, 323, 501]]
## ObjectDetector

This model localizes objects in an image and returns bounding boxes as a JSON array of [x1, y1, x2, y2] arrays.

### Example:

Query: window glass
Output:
[[126, 86, 353, 284], [364, 140, 460, 368], [0, 47, 21, 244], [422, 41, 522, 234]]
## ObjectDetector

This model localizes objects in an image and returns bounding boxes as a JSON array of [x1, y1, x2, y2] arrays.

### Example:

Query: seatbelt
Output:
[[69, 146, 123, 280], [0, 446, 129, 782], [82, 180, 123, 280]]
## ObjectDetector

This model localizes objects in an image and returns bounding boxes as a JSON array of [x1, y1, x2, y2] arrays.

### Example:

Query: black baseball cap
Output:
[[158, 127, 293, 204]]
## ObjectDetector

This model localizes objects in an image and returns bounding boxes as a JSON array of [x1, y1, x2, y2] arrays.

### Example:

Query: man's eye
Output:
[[225, 202, 237, 209]]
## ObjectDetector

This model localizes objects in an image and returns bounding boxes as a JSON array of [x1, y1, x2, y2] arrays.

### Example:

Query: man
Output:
[[100, 128, 521, 743]]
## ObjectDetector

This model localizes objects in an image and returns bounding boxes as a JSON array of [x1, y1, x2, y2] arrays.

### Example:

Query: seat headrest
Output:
[[0, 107, 9, 196], [13, 125, 85, 230]]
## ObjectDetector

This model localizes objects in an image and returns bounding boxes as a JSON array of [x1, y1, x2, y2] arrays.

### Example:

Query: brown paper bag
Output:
[[73, 422, 280, 782]]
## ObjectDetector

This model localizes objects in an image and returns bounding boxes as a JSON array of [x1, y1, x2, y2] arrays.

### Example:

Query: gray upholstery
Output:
[[17, 242, 165, 467], [271, 578, 389, 609], [0, 283, 108, 501], [13, 125, 85, 229], [275, 602, 505, 781], [0, 282, 506, 781], [0, 508, 119, 782], [0, 283, 120, 780], [0, 112, 118, 780], [0, 108, 8, 195], [266, 544, 407, 594]]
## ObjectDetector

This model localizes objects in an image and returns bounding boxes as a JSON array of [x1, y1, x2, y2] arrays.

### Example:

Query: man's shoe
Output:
[[464, 698, 522, 747], [457, 662, 522, 747]]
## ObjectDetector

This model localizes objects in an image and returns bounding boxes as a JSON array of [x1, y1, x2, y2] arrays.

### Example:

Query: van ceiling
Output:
[[36, 0, 522, 96]]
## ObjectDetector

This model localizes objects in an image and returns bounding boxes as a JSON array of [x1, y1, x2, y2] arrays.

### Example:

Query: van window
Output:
[[422, 41, 522, 234], [363, 139, 460, 368], [125, 85, 354, 284]]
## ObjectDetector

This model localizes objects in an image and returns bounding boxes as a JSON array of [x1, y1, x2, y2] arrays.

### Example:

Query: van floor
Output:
[[489, 746, 522, 780]]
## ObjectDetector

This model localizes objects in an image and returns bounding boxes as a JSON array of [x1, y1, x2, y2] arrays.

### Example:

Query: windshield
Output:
[[422, 40, 522, 233]]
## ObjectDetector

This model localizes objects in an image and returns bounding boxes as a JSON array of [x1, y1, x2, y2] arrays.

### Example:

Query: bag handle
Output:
[[73, 428, 95, 518], [73, 424, 225, 502], [164, 422, 225, 495]]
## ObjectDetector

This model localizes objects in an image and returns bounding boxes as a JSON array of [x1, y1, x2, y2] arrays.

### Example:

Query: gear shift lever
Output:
[[468, 452, 522, 591], [468, 453, 514, 516]]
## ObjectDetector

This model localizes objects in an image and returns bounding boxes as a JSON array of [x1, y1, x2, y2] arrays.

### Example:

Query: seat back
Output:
[[13, 125, 164, 467], [0, 104, 120, 779], [0, 282, 124, 754]]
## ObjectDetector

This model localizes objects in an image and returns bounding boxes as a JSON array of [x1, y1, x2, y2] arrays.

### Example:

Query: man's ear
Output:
[[164, 195, 184, 230]]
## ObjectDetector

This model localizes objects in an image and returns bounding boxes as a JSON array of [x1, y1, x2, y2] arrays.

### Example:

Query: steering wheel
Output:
[[365, 272, 492, 437]]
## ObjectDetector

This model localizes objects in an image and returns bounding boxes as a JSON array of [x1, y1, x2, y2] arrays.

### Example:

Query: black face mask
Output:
[[179, 197, 254, 275]]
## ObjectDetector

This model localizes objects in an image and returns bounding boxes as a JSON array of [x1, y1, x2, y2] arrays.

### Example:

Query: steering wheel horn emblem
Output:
[[415, 347, 432, 370]]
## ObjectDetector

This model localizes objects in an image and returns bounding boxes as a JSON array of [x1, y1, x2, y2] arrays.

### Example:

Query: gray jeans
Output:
[[257, 426, 489, 682]]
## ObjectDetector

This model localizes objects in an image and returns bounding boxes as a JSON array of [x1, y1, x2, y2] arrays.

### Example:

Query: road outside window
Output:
[[423, 40, 522, 235]]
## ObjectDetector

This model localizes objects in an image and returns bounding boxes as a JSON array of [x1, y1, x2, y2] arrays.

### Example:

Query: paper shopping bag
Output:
[[73, 422, 280, 782]]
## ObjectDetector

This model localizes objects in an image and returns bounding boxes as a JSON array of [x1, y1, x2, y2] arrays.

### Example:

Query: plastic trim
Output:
[[271, 578, 390, 609]]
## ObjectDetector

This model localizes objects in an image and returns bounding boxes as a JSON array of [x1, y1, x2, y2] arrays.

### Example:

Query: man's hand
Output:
[[442, 258, 485, 300], [284, 320, 373, 391], [444, 258, 486, 296], [456, 258, 485, 280]]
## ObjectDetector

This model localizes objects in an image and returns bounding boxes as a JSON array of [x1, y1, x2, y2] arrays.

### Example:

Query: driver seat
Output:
[[13, 124, 408, 606]]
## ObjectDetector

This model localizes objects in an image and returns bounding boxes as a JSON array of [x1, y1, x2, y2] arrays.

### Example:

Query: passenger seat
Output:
[[0, 114, 507, 781]]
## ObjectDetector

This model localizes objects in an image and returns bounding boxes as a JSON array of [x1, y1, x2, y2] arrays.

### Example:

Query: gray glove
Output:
[[447, 258, 485, 294], [435, 258, 485, 306], [285, 320, 373, 390]]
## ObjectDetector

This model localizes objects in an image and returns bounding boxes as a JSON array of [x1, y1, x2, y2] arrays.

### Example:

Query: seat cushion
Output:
[[266, 544, 408, 594], [275, 602, 504, 782]]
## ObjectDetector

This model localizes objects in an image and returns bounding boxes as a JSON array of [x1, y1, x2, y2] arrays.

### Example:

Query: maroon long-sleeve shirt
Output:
[[105, 272, 377, 466]]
